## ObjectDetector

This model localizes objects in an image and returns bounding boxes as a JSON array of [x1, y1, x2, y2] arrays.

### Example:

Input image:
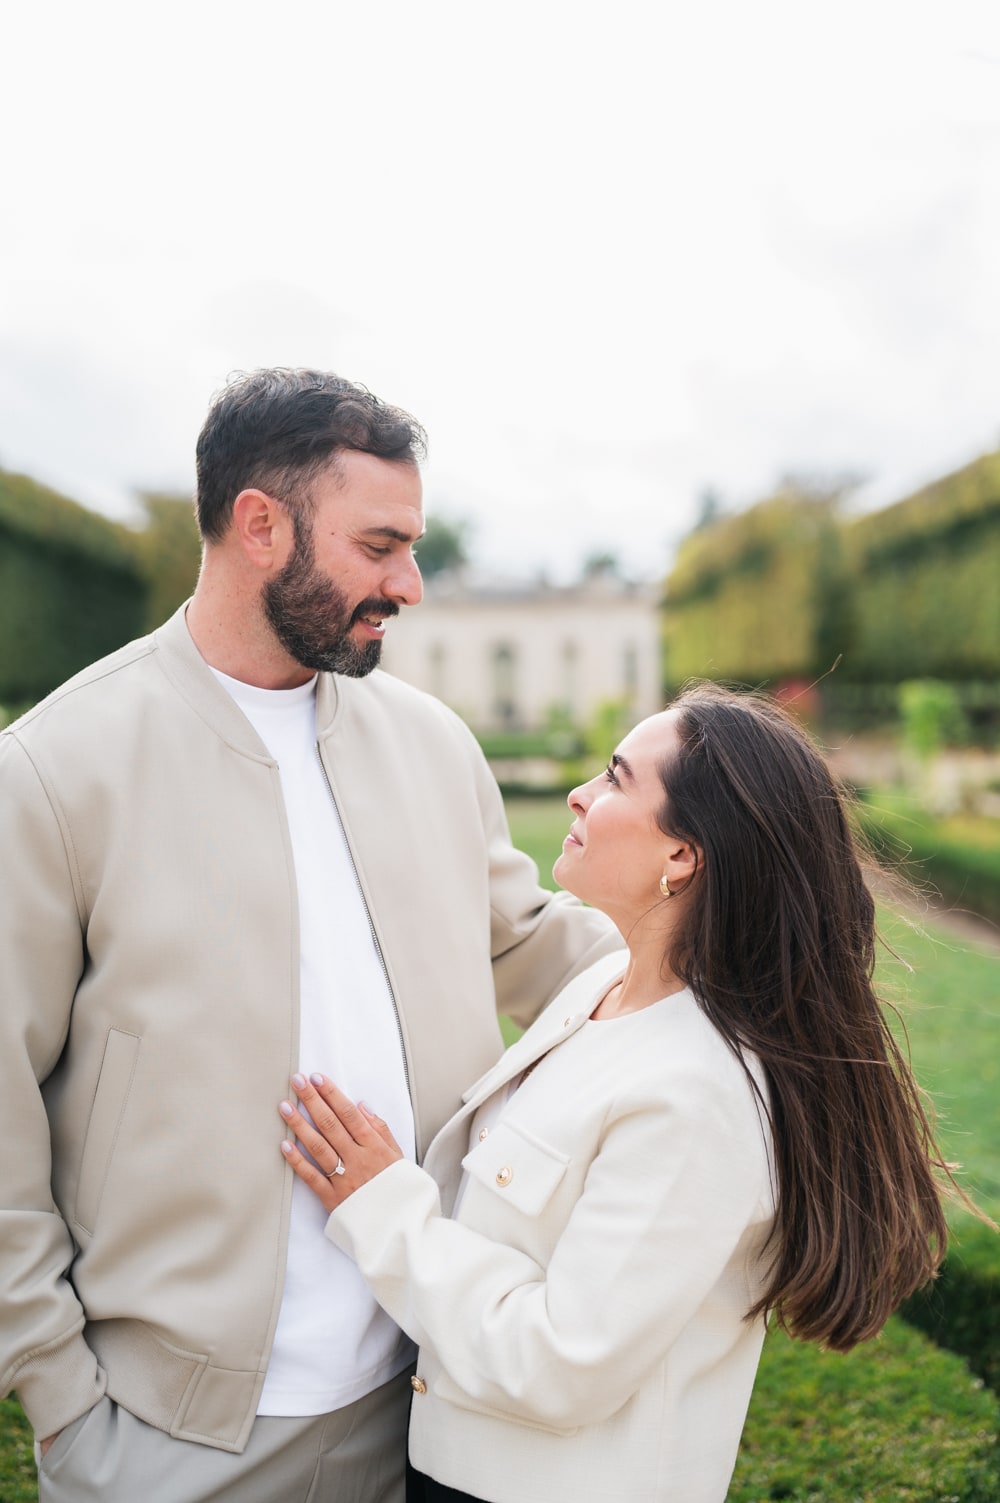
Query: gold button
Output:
[[496, 1166, 513, 1187], [411, 1376, 428, 1395], [478, 1126, 489, 1141]]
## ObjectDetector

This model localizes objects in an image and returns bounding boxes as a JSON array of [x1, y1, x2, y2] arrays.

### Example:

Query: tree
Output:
[[415, 515, 470, 578], [691, 487, 724, 532], [581, 550, 622, 580], [133, 492, 202, 629]]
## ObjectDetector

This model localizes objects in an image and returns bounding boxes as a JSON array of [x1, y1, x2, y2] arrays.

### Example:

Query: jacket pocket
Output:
[[460, 1119, 570, 1219], [75, 1029, 140, 1235]]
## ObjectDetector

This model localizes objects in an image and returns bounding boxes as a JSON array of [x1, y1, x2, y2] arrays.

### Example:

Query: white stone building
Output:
[[380, 570, 663, 734]]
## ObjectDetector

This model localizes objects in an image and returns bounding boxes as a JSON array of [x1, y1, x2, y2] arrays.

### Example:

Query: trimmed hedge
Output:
[[0, 469, 146, 704], [663, 449, 1000, 690], [846, 524, 1000, 681], [819, 680, 1000, 738], [841, 451, 1000, 687], [476, 729, 585, 760], [856, 796, 1000, 927], [0, 477, 205, 705], [731, 1317, 1000, 1501], [0, 469, 137, 569], [901, 1218, 1000, 1394], [132, 492, 200, 631], [848, 449, 1000, 564], [663, 491, 842, 685]]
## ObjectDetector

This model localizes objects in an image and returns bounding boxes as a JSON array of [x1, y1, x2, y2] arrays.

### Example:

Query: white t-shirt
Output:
[[211, 668, 417, 1415]]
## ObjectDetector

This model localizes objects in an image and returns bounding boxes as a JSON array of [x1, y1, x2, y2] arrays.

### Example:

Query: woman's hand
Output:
[[279, 1073, 403, 1213]]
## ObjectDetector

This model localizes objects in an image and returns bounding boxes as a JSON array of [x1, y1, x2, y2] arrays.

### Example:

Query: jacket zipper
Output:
[[315, 745, 413, 1102]]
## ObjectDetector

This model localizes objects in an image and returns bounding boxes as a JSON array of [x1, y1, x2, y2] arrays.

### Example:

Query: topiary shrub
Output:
[[900, 1218, 1000, 1393], [731, 1316, 1000, 1502]]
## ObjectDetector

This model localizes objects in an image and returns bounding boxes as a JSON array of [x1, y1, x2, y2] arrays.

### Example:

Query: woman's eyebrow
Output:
[[611, 752, 635, 783]]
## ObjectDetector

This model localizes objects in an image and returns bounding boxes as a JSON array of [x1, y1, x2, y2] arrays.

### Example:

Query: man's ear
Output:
[[231, 490, 292, 571]]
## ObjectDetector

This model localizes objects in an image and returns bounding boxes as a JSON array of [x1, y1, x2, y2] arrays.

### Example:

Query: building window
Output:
[[491, 642, 518, 728], [428, 642, 447, 701], [623, 641, 638, 702], [560, 640, 579, 722]]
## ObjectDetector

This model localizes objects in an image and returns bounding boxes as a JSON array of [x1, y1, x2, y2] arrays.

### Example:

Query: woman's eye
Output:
[[604, 766, 618, 786]]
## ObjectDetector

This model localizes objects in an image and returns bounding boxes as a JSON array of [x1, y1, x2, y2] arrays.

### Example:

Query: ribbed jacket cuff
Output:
[[12, 1324, 105, 1441]]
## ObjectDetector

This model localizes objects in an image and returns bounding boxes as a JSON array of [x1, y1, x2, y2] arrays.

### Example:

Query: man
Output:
[[0, 369, 621, 1502]]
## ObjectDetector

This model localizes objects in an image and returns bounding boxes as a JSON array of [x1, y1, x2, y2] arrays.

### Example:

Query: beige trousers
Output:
[[37, 1367, 411, 1503]]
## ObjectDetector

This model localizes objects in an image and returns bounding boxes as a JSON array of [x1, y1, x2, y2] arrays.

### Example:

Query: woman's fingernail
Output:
[[310, 1073, 325, 1087], [358, 1100, 373, 1116], [292, 1073, 306, 1090], [279, 1101, 293, 1119], [280, 1140, 294, 1156]]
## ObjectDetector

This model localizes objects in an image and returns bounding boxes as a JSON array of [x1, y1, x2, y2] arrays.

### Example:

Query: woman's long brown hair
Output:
[[660, 683, 975, 1351]]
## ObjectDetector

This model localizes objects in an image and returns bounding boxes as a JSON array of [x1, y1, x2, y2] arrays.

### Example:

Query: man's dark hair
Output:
[[195, 368, 427, 542]]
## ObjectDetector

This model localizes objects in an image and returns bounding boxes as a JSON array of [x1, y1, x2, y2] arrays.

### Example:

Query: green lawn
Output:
[[0, 1397, 34, 1503], [877, 907, 1000, 1222], [504, 793, 576, 881]]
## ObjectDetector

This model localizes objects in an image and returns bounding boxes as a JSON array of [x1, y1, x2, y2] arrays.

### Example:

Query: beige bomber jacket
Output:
[[0, 605, 620, 1452]]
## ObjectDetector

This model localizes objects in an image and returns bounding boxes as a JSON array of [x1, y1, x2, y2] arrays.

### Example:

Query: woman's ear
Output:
[[662, 839, 701, 894]]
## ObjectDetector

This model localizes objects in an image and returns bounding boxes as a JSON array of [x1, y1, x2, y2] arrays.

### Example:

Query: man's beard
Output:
[[262, 520, 398, 678]]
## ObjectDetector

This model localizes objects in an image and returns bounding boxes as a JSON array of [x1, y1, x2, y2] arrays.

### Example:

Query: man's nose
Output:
[[386, 551, 423, 607]]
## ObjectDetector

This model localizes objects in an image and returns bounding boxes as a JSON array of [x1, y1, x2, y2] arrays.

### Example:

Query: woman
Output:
[[278, 684, 957, 1503]]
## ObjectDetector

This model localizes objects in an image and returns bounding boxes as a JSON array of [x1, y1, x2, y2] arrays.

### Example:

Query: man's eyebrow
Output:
[[611, 752, 635, 782], [361, 525, 426, 543]]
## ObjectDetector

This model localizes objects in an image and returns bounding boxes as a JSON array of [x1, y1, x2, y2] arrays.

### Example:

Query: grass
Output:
[[876, 906, 1000, 1222], [504, 793, 576, 879], [0, 1398, 35, 1503]]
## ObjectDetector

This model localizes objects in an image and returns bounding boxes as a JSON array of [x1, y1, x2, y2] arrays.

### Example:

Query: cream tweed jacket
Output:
[[328, 955, 777, 1503]]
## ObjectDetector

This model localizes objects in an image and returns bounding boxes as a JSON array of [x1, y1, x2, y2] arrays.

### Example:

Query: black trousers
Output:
[[406, 1460, 488, 1503]]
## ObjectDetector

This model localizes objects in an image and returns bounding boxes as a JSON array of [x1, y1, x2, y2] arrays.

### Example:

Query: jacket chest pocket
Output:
[[460, 1118, 570, 1220]]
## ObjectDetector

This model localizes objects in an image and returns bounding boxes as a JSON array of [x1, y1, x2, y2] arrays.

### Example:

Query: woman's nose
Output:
[[567, 777, 595, 815]]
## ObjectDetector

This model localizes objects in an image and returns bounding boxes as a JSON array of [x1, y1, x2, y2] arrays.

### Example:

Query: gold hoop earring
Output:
[[659, 875, 673, 899]]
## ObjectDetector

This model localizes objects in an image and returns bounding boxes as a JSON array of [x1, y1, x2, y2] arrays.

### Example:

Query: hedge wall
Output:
[[856, 796, 1000, 927], [663, 491, 844, 685], [663, 451, 1000, 690], [901, 1218, 1000, 1394], [132, 491, 201, 631], [0, 470, 147, 705], [845, 453, 1000, 682]]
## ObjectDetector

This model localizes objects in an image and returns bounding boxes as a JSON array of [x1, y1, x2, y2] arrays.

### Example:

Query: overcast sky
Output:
[[2, 0, 999, 582]]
